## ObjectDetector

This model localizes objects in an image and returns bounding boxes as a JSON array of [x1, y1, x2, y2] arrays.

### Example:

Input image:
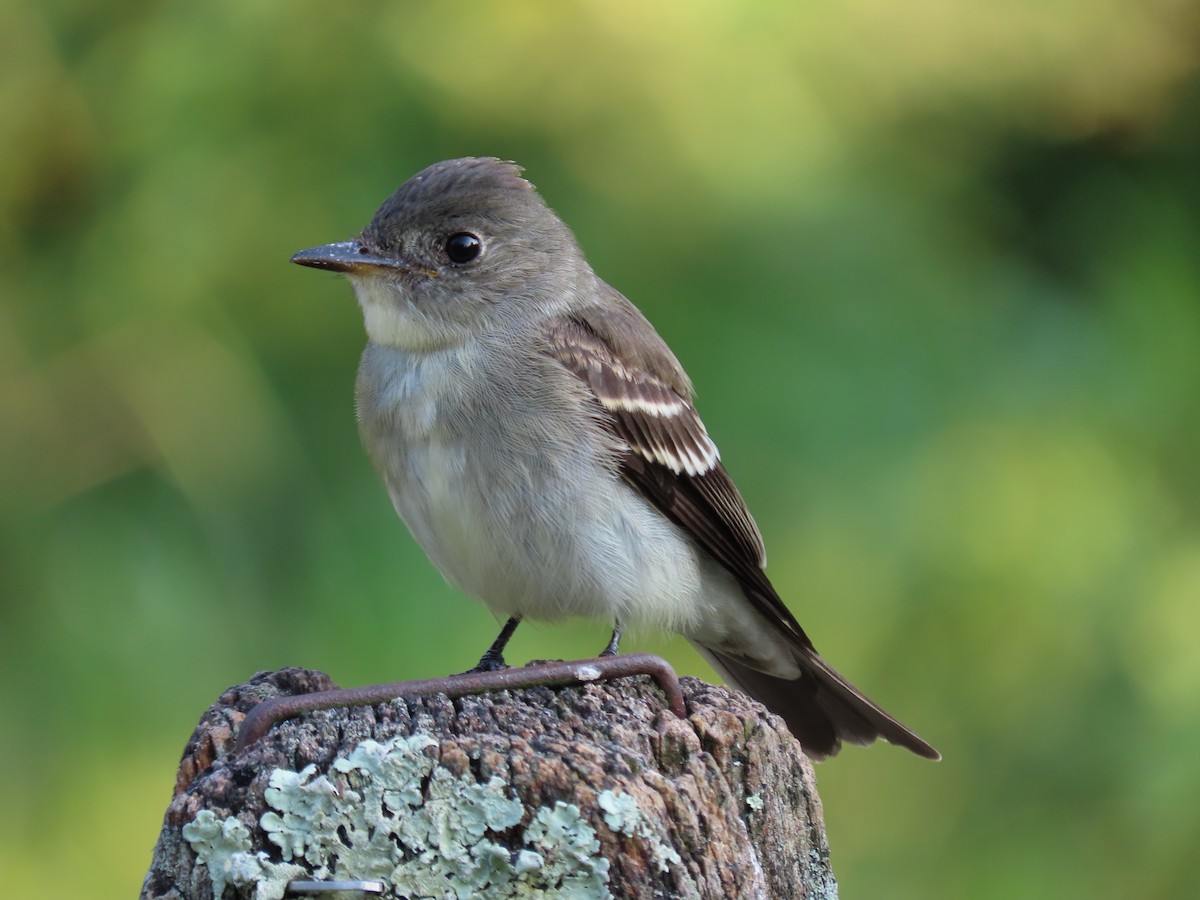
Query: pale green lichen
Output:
[[182, 809, 305, 900], [185, 734, 617, 899], [745, 792, 764, 811], [524, 802, 609, 895], [597, 789, 681, 873]]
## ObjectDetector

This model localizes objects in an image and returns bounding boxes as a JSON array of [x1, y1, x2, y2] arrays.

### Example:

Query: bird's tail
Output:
[[692, 641, 940, 761]]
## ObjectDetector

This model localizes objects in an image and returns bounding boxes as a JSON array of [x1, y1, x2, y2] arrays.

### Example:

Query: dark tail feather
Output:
[[693, 642, 940, 761]]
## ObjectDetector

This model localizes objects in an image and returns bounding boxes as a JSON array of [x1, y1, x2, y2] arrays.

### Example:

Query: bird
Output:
[[291, 157, 939, 761]]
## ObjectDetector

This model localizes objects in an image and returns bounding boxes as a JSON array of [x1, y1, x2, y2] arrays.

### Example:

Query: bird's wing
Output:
[[540, 305, 941, 761], [540, 308, 815, 651]]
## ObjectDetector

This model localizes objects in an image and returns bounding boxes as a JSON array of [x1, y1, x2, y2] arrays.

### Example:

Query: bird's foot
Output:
[[463, 654, 510, 675], [462, 615, 522, 674]]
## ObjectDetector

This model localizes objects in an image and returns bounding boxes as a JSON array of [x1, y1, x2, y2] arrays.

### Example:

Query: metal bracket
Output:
[[288, 879, 384, 895], [236, 653, 687, 752]]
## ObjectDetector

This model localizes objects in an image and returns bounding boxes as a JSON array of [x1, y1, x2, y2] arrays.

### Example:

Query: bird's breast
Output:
[[354, 340, 713, 630]]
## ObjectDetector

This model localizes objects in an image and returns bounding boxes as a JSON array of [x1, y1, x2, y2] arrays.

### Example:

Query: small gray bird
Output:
[[292, 157, 939, 761]]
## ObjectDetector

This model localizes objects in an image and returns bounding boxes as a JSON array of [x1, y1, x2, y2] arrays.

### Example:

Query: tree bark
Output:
[[142, 665, 837, 899]]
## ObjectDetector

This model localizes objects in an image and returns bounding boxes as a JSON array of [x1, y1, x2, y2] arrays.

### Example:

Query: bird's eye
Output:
[[444, 232, 482, 264]]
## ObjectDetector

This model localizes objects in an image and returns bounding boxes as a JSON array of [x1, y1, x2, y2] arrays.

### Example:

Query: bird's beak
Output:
[[291, 241, 414, 275]]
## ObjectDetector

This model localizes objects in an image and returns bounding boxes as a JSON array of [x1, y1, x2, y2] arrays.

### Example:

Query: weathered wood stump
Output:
[[142, 666, 837, 899]]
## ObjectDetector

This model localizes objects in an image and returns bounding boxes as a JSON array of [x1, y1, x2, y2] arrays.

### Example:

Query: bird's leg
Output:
[[465, 616, 522, 673], [599, 619, 623, 657]]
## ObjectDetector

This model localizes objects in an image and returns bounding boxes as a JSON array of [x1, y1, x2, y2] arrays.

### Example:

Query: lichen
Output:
[[524, 802, 609, 895], [597, 789, 682, 873], [182, 809, 305, 900], [185, 734, 618, 898], [745, 792, 764, 811]]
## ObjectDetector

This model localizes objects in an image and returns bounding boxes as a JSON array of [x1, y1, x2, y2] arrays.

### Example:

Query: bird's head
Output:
[[292, 157, 588, 351]]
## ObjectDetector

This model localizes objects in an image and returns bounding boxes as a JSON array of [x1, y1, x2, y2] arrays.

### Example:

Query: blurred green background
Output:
[[3, 1, 1200, 896]]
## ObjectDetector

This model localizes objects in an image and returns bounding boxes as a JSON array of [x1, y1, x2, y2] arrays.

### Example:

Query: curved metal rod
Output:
[[235, 653, 687, 752]]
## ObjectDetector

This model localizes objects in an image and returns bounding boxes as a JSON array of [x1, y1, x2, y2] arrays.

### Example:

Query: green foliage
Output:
[[2, 1, 1199, 897]]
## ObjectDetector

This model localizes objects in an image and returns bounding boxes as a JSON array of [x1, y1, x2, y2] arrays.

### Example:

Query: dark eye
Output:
[[444, 232, 482, 264]]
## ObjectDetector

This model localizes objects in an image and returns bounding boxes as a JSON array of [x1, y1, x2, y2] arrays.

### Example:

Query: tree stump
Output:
[[142, 666, 837, 899]]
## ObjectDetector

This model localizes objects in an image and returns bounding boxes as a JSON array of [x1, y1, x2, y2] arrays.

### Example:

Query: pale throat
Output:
[[350, 275, 468, 352]]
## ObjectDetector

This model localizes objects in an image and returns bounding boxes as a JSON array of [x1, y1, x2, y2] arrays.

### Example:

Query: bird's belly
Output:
[[386, 434, 712, 631]]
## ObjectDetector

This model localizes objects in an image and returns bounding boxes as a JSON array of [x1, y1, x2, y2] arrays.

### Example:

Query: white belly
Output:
[[358, 341, 717, 634], [389, 430, 718, 631]]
